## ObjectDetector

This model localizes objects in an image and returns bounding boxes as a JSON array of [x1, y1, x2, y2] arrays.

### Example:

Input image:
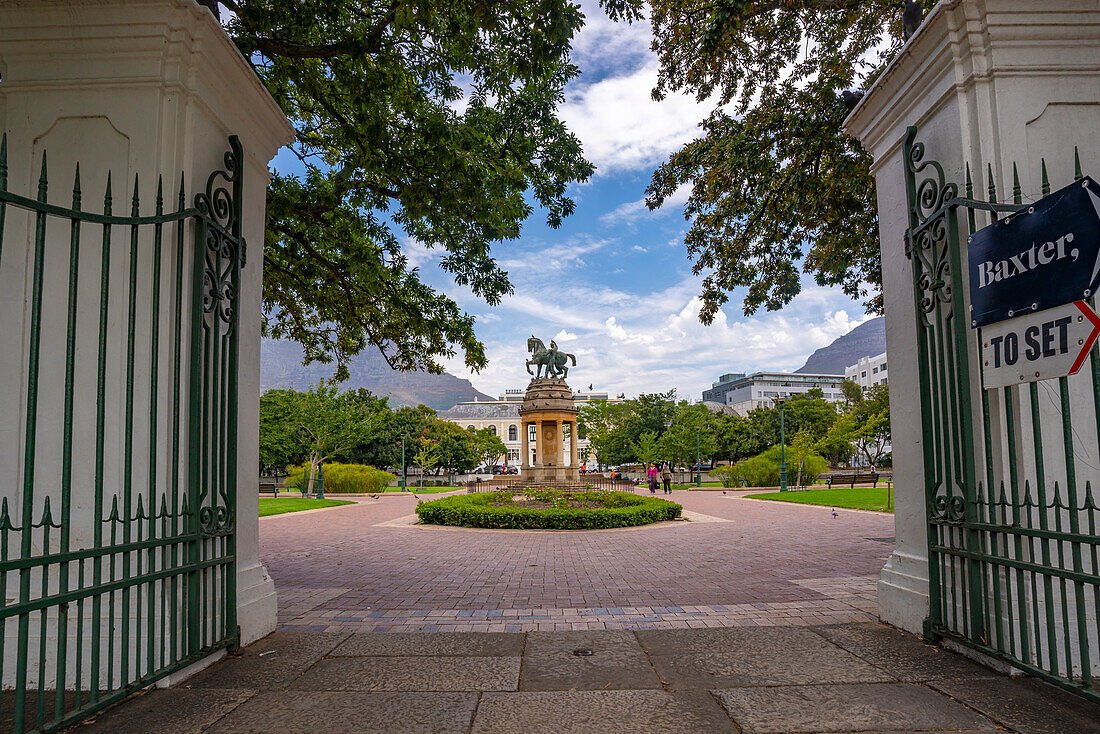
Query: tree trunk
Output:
[[306, 457, 319, 497]]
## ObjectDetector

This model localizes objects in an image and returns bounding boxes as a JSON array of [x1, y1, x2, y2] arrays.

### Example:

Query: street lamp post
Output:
[[695, 427, 701, 488], [400, 434, 407, 490], [776, 396, 787, 492]]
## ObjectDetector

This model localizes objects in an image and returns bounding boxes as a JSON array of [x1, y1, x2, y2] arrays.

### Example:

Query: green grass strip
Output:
[[743, 487, 894, 513], [259, 498, 356, 517]]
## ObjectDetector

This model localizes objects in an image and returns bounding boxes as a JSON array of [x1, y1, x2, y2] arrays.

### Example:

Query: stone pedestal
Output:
[[0, 0, 294, 685], [844, 0, 1100, 635], [519, 379, 580, 485]]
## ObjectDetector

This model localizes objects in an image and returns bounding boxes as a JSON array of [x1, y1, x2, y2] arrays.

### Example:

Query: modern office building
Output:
[[438, 389, 622, 468], [705, 371, 846, 416], [845, 352, 889, 389]]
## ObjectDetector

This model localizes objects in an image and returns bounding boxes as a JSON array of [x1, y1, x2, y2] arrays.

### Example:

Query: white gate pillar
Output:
[[845, 0, 1100, 635], [0, 0, 294, 650]]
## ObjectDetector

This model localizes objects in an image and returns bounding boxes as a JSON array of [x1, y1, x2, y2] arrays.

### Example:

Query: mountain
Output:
[[260, 339, 494, 411], [795, 317, 886, 375]]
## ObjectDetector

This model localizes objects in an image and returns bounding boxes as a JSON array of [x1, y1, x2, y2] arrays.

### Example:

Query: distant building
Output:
[[706, 371, 846, 416], [845, 352, 888, 389], [701, 372, 747, 404], [438, 389, 622, 468]]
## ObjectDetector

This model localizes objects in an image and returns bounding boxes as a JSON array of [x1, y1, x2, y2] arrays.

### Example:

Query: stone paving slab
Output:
[[206, 691, 477, 734], [290, 656, 521, 692], [471, 690, 740, 733], [186, 630, 352, 689], [712, 682, 996, 733], [74, 688, 255, 734], [329, 631, 524, 657], [520, 631, 662, 690], [637, 626, 894, 688], [928, 675, 1100, 734], [810, 622, 998, 682]]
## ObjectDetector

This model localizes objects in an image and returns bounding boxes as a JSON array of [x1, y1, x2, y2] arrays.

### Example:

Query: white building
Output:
[[845, 352, 888, 389], [438, 389, 621, 468], [704, 372, 846, 416]]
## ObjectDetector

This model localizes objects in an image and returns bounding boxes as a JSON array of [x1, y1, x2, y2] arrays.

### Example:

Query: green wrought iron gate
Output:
[[905, 126, 1100, 702], [0, 136, 243, 732]]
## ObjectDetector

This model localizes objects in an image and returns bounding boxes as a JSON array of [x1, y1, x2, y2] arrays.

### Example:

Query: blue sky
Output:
[[270, 2, 872, 400]]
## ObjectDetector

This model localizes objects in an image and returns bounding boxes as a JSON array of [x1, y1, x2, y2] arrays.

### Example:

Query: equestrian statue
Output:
[[526, 336, 576, 380]]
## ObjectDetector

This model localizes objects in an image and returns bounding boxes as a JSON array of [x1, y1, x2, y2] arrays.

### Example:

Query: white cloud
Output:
[[632, 245, 648, 253], [601, 184, 692, 226], [500, 236, 611, 271], [561, 60, 713, 174], [401, 237, 437, 269], [443, 275, 872, 400]]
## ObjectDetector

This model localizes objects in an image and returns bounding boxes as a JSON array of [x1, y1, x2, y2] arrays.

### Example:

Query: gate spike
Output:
[[37, 151, 48, 202], [0, 133, 7, 190], [37, 496, 54, 527], [1084, 482, 1096, 511], [1074, 146, 1083, 180], [155, 175, 164, 216], [998, 481, 1009, 507], [72, 163, 82, 211], [178, 172, 186, 212], [987, 163, 997, 203], [135, 494, 145, 521], [1012, 162, 1021, 205], [965, 163, 973, 198], [104, 171, 113, 216], [107, 495, 120, 522], [131, 173, 140, 217], [1023, 480, 1035, 508], [1041, 159, 1050, 195], [0, 496, 12, 531], [159, 494, 170, 519], [1050, 482, 1064, 509]]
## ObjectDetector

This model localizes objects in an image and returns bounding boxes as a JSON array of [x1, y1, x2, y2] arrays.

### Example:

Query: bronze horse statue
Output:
[[526, 336, 576, 379]]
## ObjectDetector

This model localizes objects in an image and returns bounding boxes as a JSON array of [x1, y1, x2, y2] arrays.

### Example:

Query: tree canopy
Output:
[[605, 0, 932, 319], [219, 0, 607, 377]]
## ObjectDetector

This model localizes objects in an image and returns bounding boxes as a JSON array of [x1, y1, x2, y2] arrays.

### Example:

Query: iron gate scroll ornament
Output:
[[194, 137, 243, 538]]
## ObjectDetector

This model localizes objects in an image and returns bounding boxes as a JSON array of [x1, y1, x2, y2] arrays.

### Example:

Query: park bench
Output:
[[258, 476, 290, 498], [824, 471, 880, 489]]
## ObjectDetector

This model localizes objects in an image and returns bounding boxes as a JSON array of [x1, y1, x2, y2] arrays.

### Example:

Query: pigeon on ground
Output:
[[831, 509, 839, 518], [902, 0, 923, 40]]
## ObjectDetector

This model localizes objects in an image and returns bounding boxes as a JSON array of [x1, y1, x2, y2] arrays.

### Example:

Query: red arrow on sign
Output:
[[1070, 301, 1100, 375]]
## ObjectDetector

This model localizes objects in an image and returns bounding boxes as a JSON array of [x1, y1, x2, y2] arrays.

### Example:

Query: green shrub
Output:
[[415, 491, 681, 530], [730, 445, 831, 487], [285, 461, 395, 494], [710, 465, 742, 487], [734, 455, 779, 487]]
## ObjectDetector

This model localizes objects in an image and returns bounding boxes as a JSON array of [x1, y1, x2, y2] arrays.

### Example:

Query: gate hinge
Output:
[[904, 229, 913, 259]]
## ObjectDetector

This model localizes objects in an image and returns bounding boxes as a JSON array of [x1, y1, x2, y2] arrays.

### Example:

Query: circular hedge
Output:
[[415, 490, 682, 530]]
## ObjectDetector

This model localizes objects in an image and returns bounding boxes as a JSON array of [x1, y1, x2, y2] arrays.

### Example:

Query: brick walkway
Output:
[[261, 490, 893, 632]]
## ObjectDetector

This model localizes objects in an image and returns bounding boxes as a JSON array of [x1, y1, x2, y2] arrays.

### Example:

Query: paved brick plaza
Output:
[[261, 490, 894, 632]]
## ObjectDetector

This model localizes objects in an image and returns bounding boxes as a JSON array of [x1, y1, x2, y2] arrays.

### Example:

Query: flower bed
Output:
[[414, 490, 682, 530]]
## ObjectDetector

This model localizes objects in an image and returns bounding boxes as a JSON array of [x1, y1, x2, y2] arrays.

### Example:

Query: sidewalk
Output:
[[72, 623, 1100, 733]]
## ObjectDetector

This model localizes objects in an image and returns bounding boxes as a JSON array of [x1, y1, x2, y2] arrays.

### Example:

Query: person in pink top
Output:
[[646, 464, 659, 494]]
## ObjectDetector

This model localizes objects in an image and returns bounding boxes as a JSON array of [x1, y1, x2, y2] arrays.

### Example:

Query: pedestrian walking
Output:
[[647, 463, 659, 494], [661, 464, 672, 494]]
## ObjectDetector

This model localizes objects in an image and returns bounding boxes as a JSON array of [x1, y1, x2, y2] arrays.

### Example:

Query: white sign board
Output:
[[981, 301, 1100, 389]]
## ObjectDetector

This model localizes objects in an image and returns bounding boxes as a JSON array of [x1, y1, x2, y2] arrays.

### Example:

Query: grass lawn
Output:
[[744, 486, 894, 513], [259, 498, 356, 517], [668, 481, 723, 490]]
